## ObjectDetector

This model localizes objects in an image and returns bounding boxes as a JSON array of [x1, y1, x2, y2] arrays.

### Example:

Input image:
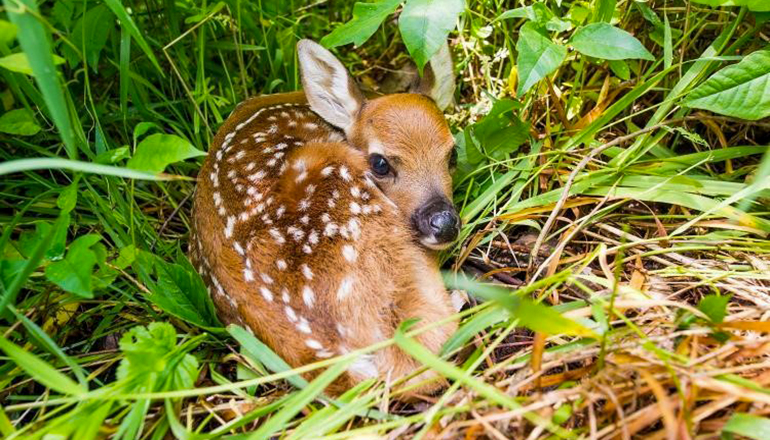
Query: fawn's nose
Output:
[[413, 196, 460, 249]]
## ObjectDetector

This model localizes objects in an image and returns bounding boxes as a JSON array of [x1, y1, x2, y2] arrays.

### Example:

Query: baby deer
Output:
[[190, 39, 460, 395]]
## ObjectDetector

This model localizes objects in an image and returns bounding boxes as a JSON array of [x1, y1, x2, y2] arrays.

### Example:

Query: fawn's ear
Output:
[[410, 41, 455, 111], [298, 39, 365, 134]]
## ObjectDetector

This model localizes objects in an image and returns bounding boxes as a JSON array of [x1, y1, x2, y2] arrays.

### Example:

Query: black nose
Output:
[[429, 210, 458, 239], [412, 197, 460, 246]]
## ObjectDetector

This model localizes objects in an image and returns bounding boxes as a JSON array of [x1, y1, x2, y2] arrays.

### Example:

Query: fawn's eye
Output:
[[449, 148, 458, 169], [369, 154, 391, 177]]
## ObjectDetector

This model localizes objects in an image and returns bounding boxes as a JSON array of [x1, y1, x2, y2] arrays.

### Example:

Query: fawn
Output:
[[190, 39, 460, 394]]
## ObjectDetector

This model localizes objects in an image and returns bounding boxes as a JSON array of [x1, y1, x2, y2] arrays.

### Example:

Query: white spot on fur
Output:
[[337, 276, 354, 300], [349, 354, 378, 379], [302, 286, 315, 307], [324, 222, 339, 237], [301, 264, 313, 280], [224, 216, 235, 238], [259, 287, 274, 302], [305, 339, 323, 350], [269, 228, 285, 244], [339, 166, 351, 181], [342, 245, 357, 262], [285, 306, 297, 322], [276, 259, 287, 270], [297, 317, 311, 334]]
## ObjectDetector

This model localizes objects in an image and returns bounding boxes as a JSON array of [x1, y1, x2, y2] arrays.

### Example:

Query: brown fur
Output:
[[191, 66, 457, 397]]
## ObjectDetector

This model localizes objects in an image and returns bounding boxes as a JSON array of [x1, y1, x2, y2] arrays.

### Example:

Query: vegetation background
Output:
[[1, 0, 769, 438]]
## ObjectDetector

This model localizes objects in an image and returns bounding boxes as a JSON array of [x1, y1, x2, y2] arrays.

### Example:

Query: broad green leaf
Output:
[[0, 20, 16, 45], [95, 146, 130, 164], [722, 413, 770, 439], [61, 4, 115, 70], [698, 294, 732, 323], [45, 234, 102, 298], [608, 59, 630, 80], [0, 109, 40, 136], [3, 0, 78, 159], [398, 0, 464, 72], [127, 133, 206, 174], [0, 336, 85, 396], [516, 22, 567, 95], [134, 251, 222, 329], [684, 49, 770, 121], [321, 0, 402, 48], [496, 6, 535, 21], [570, 23, 654, 60], [56, 181, 78, 213], [0, 52, 65, 75], [691, 0, 770, 11], [465, 99, 529, 160]]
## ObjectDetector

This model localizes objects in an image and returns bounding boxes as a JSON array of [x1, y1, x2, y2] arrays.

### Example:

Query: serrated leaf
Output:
[[571, 23, 654, 61], [321, 0, 402, 48], [398, 0, 464, 73], [0, 109, 40, 136], [516, 22, 567, 95], [684, 49, 770, 121], [127, 133, 205, 174], [134, 250, 222, 329], [117, 322, 200, 392], [691, 0, 770, 11]]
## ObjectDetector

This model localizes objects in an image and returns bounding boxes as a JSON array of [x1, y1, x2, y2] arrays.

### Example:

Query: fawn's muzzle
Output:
[[412, 196, 460, 249]]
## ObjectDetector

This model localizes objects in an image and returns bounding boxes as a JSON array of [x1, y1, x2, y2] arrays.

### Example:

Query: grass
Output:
[[1, 0, 770, 438]]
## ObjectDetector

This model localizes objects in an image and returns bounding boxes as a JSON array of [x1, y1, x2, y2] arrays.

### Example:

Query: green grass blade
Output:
[[0, 157, 187, 180], [245, 357, 354, 440], [394, 322, 575, 439], [0, 336, 85, 396], [3, 0, 78, 158], [103, 0, 164, 75], [228, 324, 310, 389]]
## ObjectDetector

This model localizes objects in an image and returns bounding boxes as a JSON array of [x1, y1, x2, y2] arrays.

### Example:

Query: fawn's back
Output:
[[191, 40, 459, 394]]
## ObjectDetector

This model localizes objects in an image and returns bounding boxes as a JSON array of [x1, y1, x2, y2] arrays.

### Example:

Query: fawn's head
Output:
[[297, 39, 459, 250]]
